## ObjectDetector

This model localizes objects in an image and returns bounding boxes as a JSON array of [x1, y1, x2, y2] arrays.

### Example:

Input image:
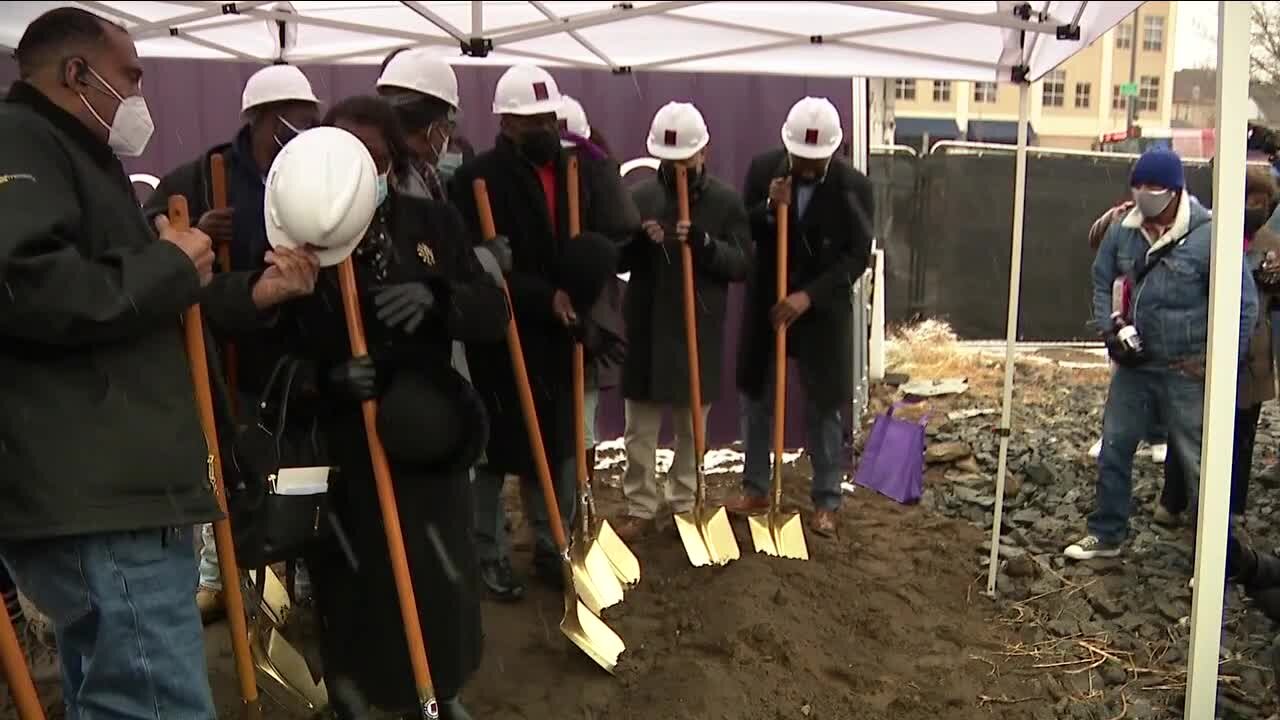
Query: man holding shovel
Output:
[[728, 97, 875, 538], [450, 64, 633, 599], [0, 8, 318, 718], [144, 63, 321, 624], [614, 101, 750, 541]]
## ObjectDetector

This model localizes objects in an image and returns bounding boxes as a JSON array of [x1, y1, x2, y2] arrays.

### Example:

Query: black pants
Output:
[[1160, 404, 1262, 516]]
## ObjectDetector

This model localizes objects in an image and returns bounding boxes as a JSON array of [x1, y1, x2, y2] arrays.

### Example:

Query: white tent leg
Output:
[[986, 82, 1030, 596], [1185, 1, 1251, 714]]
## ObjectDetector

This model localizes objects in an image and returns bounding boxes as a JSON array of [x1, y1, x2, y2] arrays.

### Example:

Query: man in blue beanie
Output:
[[1066, 149, 1259, 561]]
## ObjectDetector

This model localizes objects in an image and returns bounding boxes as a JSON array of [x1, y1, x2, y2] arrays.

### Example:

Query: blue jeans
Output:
[[1089, 365, 1205, 544], [474, 457, 577, 564], [741, 390, 845, 512], [0, 529, 217, 719]]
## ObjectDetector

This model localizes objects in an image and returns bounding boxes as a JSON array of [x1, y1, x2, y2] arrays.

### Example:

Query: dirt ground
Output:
[[4, 467, 1056, 720]]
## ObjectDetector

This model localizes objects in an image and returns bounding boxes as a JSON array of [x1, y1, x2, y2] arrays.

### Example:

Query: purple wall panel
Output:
[[12, 56, 852, 449]]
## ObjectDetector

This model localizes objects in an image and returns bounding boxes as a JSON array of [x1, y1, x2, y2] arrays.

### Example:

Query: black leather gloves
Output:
[[327, 355, 378, 401], [373, 282, 435, 334]]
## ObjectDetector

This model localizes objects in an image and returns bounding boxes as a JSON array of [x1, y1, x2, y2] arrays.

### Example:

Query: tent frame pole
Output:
[[986, 80, 1031, 596], [1185, 1, 1251, 714]]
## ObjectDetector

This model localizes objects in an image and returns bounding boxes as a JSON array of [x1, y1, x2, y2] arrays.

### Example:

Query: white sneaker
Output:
[[1065, 535, 1123, 560], [1149, 443, 1168, 464], [1088, 439, 1102, 459]]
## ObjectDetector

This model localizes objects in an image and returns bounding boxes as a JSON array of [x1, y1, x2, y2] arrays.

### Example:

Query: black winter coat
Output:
[[736, 150, 875, 411], [290, 192, 509, 707], [0, 82, 270, 540], [142, 129, 289, 402], [623, 171, 750, 405], [449, 136, 636, 476]]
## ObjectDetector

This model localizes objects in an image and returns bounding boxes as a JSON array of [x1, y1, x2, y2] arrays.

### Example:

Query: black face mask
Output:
[[1246, 207, 1271, 236], [518, 130, 561, 166], [659, 162, 700, 189]]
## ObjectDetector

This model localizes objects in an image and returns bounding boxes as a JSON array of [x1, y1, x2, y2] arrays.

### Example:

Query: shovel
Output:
[[0, 597, 44, 720], [747, 199, 809, 561], [209, 154, 239, 411], [670, 165, 740, 567], [565, 155, 633, 602], [169, 196, 265, 718], [471, 177, 626, 673], [335, 256, 440, 719]]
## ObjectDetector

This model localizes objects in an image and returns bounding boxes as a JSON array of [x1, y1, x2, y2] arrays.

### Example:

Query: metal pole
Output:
[[1127, 7, 1139, 135], [1185, 2, 1250, 714], [986, 81, 1030, 596]]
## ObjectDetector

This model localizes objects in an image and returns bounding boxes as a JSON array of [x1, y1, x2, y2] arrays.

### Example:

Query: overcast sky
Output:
[[1174, 1, 1224, 70]]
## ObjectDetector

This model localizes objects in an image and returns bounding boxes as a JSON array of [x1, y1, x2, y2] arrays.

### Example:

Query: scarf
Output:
[[226, 126, 269, 271], [560, 131, 608, 162]]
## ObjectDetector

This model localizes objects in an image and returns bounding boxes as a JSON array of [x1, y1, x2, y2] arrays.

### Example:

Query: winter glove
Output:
[[327, 355, 378, 401], [373, 282, 435, 334], [1103, 331, 1146, 368], [477, 234, 514, 275]]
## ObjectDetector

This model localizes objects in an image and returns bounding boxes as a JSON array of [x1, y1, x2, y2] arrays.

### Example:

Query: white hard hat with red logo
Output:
[[376, 49, 460, 109], [557, 95, 591, 147], [492, 64, 563, 116], [241, 65, 319, 113], [781, 97, 843, 160], [646, 101, 710, 161], [264, 127, 377, 267]]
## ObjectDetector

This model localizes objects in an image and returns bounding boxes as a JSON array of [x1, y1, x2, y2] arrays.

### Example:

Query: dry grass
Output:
[[886, 320, 1005, 390]]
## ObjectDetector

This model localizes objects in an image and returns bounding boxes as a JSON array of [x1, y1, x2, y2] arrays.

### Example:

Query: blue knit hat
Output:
[[1130, 149, 1185, 190]]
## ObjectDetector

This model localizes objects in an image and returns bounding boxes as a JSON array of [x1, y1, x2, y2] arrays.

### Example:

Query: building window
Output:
[[1075, 82, 1092, 109], [974, 82, 998, 104], [895, 79, 916, 101], [1042, 70, 1065, 107], [1139, 75, 1160, 112], [932, 80, 951, 102], [1143, 15, 1164, 52], [1112, 85, 1127, 111], [1115, 22, 1133, 50]]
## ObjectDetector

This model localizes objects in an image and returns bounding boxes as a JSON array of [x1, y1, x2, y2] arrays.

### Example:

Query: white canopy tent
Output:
[[4, 1, 1250, 715]]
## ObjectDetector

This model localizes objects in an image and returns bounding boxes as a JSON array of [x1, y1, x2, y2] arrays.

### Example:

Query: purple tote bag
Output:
[[854, 402, 926, 504]]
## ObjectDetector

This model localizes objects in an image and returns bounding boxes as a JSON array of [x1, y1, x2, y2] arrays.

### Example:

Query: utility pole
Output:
[[1127, 7, 1140, 136]]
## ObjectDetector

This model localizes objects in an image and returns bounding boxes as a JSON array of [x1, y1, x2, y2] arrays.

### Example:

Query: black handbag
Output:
[[223, 356, 333, 568]]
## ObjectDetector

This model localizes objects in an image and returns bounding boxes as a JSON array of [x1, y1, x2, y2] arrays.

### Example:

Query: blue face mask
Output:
[[437, 151, 463, 181], [375, 171, 389, 207]]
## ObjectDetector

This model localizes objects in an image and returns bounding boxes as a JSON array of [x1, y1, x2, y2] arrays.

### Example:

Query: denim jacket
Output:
[[1092, 192, 1258, 365]]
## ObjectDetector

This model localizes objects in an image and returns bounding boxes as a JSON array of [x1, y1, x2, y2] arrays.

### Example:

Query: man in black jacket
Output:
[[450, 64, 636, 599], [726, 97, 875, 538], [0, 9, 319, 717], [143, 63, 320, 624], [614, 101, 750, 541]]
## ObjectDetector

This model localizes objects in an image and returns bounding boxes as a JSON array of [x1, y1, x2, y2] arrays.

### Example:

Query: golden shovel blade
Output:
[[594, 518, 641, 587], [676, 505, 741, 567], [250, 622, 328, 713], [570, 526, 625, 616], [556, 562, 626, 674], [749, 510, 810, 561]]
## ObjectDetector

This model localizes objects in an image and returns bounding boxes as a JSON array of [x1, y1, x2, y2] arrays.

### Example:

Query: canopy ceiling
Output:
[[2, 1, 1141, 82]]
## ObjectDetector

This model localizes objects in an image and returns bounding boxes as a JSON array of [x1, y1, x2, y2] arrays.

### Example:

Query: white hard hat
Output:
[[242, 65, 319, 113], [646, 101, 709, 161], [265, 127, 377, 267], [557, 95, 590, 148], [781, 97, 843, 160], [376, 49, 460, 109], [492, 64, 563, 116]]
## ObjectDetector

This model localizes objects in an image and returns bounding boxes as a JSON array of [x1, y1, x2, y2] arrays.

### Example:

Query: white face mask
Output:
[[79, 66, 154, 158]]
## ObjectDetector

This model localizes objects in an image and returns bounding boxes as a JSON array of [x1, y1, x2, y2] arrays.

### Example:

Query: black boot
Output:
[[326, 674, 371, 720]]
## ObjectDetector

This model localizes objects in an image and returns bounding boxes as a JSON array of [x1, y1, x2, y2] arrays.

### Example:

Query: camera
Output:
[[1110, 313, 1143, 354]]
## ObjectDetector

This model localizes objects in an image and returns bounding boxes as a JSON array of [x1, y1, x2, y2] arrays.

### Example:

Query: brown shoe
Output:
[[612, 516, 655, 543], [809, 510, 837, 538], [196, 588, 225, 625], [723, 494, 770, 516]]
